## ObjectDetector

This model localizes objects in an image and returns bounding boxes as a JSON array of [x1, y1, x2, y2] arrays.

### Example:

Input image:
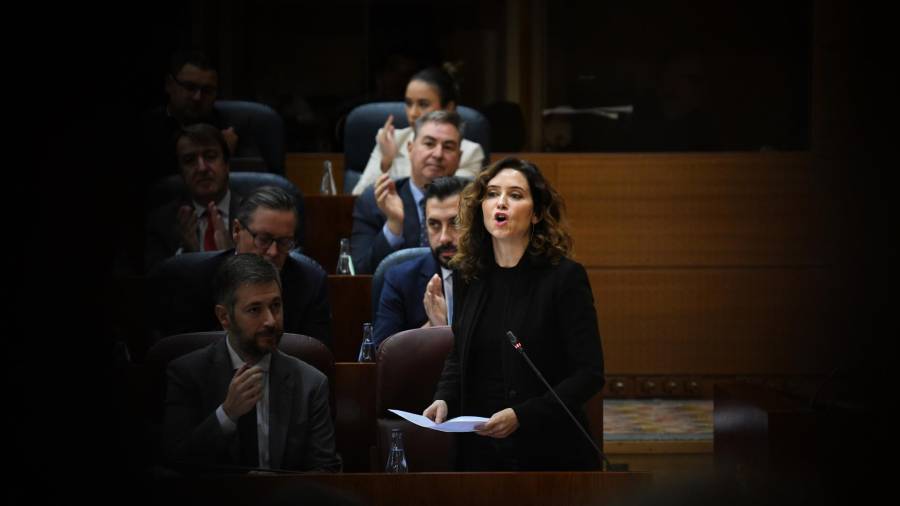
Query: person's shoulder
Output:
[[275, 350, 327, 383], [356, 183, 378, 205], [386, 251, 431, 281], [285, 252, 327, 280], [394, 126, 414, 142], [550, 256, 589, 287], [460, 137, 482, 150], [168, 339, 220, 371]]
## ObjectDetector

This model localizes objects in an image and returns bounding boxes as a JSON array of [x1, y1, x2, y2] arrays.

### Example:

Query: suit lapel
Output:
[[267, 350, 293, 470], [399, 181, 420, 247]]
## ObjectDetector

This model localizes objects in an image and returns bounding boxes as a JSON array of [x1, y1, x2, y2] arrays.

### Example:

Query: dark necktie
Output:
[[418, 199, 428, 246], [237, 404, 259, 468], [203, 209, 218, 251]]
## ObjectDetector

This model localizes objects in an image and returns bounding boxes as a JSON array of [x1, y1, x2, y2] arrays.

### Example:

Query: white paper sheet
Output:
[[388, 409, 489, 433]]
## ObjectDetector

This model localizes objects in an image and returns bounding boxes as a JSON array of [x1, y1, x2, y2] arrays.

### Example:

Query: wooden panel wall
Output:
[[288, 152, 855, 394], [489, 152, 849, 383]]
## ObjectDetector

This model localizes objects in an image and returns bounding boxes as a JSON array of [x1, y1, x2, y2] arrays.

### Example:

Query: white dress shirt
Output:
[[215, 335, 272, 468]]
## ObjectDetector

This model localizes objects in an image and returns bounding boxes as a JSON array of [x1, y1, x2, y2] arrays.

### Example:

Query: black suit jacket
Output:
[[150, 249, 332, 350], [163, 337, 341, 472], [144, 189, 243, 273], [435, 254, 605, 470], [350, 177, 422, 274]]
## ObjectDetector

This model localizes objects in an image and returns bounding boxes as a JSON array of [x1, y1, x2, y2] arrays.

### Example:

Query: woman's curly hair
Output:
[[451, 157, 571, 281]]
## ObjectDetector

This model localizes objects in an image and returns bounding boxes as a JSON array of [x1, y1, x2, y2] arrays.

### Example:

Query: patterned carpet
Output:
[[603, 399, 713, 441]]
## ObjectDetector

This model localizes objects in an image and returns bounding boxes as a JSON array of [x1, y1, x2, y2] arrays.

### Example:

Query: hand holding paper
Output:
[[389, 409, 489, 433]]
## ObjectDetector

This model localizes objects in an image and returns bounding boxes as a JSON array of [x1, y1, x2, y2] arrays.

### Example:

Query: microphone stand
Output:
[[506, 331, 627, 472]]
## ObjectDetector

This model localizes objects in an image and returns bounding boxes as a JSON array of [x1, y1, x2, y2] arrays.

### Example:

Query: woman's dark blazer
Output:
[[434, 254, 605, 469]]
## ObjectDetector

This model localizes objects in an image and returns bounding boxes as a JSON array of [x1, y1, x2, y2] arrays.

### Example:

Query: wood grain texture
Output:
[[495, 152, 839, 267], [328, 275, 372, 363], [589, 268, 844, 375], [285, 153, 345, 196]]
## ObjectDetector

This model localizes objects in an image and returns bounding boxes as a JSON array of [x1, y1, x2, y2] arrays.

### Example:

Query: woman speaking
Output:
[[423, 157, 605, 471]]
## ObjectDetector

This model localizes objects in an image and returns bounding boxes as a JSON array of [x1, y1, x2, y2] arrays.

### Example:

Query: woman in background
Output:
[[351, 65, 485, 195], [423, 157, 605, 471]]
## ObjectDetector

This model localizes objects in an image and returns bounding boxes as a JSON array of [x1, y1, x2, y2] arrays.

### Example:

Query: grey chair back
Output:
[[214, 100, 285, 174], [371, 247, 430, 323]]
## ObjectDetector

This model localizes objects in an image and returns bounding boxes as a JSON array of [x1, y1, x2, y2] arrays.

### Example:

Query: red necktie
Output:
[[203, 209, 218, 251]]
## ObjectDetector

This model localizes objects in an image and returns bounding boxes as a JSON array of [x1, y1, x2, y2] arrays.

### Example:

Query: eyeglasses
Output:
[[170, 74, 218, 97], [239, 220, 295, 252]]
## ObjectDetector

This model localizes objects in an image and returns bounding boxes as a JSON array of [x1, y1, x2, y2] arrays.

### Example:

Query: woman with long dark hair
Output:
[[423, 157, 605, 471]]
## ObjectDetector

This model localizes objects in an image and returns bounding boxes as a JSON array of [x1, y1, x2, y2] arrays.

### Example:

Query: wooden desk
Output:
[[328, 275, 373, 362], [156, 470, 652, 506], [335, 362, 377, 472], [304, 195, 356, 274]]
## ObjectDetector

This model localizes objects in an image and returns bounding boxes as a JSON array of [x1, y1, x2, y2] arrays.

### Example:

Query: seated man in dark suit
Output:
[[350, 110, 464, 274], [141, 50, 239, 186], [145, 123, 240, 272], [164, 253, 341, 472], [373, 176, 466, 346], [151, 186, 332, 349]]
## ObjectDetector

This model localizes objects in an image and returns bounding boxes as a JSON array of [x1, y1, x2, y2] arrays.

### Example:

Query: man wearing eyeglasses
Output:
[[150, 186, 332, 350], [142, 51, 237, 186]]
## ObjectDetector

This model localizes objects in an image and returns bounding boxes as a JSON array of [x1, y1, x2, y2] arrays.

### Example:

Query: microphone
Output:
[[506, 331, 626, 472]]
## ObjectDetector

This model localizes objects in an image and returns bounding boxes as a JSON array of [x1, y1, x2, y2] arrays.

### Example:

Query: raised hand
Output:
[[206, 201, 234, 250], [377, 115, 398, 172], [423, 274, 448, 326], [222, 364, 264, 420], [374, 173, 404, 236], [176, 205, 200, 252], [222, 126, 239, 155]]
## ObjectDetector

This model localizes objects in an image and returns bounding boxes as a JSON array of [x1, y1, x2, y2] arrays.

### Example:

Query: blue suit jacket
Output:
[[373, 251, 437, 346], [350, 177, 422, 274]]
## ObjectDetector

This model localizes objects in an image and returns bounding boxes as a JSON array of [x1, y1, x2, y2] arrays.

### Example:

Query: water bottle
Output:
[[320, 159, 337, 195], [384, 428, 409, 473], [358, 322, 375, 362], [336, 238, 355, 275]]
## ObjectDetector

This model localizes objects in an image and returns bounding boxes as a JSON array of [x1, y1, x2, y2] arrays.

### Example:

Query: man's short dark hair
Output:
[[235, 186, 298, 227], [412, 109, 465, 138], [425, 176, 467, 203], [169, 50, 217, 77], [174, 123, 231, 163], [214, 253, 282, 317]]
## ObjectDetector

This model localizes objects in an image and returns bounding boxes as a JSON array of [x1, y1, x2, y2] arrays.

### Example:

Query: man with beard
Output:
[[141, 51, 238, 186], [163, 253, 341, 472], [145, 123, 240, 272], [373, 176, 466, 346], [350, 110, 463, 274]]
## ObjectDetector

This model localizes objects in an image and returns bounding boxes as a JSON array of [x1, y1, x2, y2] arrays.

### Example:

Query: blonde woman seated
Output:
[[351, 66, 485, 195]]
